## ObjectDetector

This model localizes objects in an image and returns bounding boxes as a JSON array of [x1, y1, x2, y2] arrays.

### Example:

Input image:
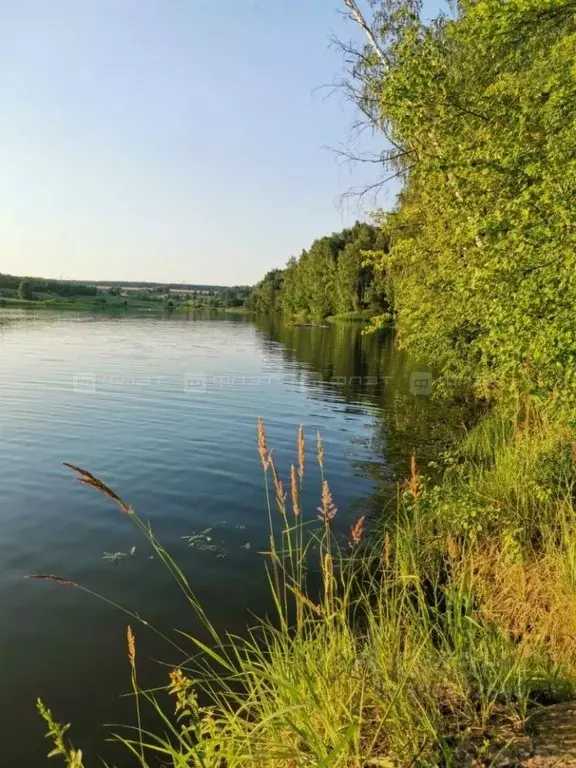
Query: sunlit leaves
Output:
[[354, 0, 576, 404]]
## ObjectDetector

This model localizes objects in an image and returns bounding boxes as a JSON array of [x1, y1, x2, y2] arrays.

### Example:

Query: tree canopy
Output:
[[340, 0, 576, 406], [246, 222, 391, 319], [18, 279, 34, 301]]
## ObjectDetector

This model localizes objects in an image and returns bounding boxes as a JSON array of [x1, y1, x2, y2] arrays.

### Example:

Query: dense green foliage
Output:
[[18, 279, 34, 301], [246, 0, 576, 393], [1, 273, 97, 298], [245, 269, 285, 314], [246, 222, 391, 318], [348, 0, 576, 404]]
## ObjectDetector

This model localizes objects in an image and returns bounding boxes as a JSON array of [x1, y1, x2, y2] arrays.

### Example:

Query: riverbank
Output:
[[223, 306, 254, 315], [39, 398, 576, 766], [1, 299, 380, 325], [326, 310, 377, 323], [0, 297, 240, 314], [226, 307, 380, 325], [0, 296, 173, 312], [282, 309, 379, 326]]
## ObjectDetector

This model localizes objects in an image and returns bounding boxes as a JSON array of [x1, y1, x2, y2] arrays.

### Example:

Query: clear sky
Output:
[[0, 0, 446, 285]]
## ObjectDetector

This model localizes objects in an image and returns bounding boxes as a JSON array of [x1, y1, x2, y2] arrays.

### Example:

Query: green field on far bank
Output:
[[0, 274, 251, 313]]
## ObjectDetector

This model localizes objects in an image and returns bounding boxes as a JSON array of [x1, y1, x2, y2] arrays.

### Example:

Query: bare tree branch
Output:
[[339, 165, 415, 207], [330, 144, 414, 167], [342, 0, 390, 70]]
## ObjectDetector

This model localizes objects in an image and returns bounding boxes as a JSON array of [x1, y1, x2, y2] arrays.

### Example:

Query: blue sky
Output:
[[0, 0, 446, 285]]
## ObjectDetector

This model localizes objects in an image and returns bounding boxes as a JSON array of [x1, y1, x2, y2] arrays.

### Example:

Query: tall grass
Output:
[[36, 406, 576, 766]]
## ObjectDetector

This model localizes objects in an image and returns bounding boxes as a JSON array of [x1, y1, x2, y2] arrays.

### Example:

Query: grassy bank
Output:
[[284, 309, 376, 325], [0, 298, 252, 314], [223, 306, 254, 315], [0, 296, 216, 313], [280, 310, 380, 325], [326, 310, 378, 324], [0, 296, 174, 311], [36, 402, 576, 766]]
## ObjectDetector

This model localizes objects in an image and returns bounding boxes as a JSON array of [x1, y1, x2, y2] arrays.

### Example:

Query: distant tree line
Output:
[[0, 272, 249, 308], [90, 280, 228, 292], [0, 273, 97, 298], [245, 222, 391, 318]]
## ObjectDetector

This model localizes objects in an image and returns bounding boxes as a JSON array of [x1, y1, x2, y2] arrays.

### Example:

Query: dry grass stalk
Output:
[[471, 543, 576, 665], [323, 553, 334, 605], [257, 416, 270, 470], [63, 463, 133, 514], [268, 454, 287, 516], [403, 455, 421, 500], [350, 515, 366, 547], [127, 626, 136, 668], [316, 430, 324, 471], [286, 584, 322, 615], [290, 464, 300, 517], [384, 533, 391, 568], [317, 480, 337, 523], [298, 425, 305, 482], [24, 574, 78, 587]]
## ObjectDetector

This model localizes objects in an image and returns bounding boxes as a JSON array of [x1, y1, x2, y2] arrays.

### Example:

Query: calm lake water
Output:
[[0, 309, 446, 766]]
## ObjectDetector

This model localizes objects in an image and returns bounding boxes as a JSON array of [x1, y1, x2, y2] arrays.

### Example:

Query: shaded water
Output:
[[0, 310, 446, 766]]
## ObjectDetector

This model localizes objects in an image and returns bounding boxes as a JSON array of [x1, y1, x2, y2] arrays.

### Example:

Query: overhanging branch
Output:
[[342, 0, 390, 71]]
